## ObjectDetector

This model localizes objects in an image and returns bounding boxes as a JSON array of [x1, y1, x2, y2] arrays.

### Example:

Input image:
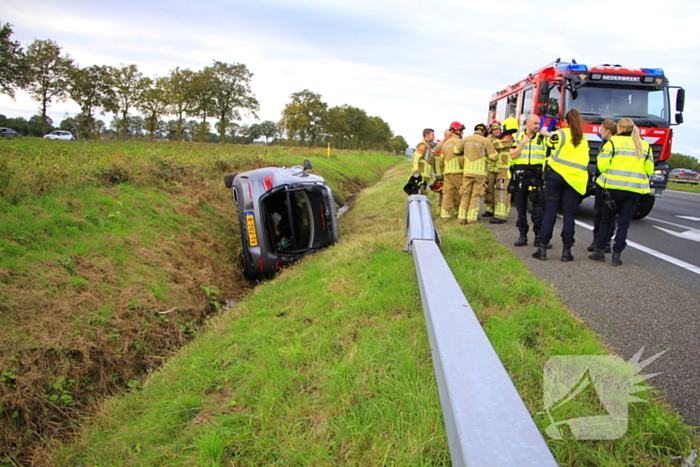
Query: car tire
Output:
[[633, 194, 655, 219]]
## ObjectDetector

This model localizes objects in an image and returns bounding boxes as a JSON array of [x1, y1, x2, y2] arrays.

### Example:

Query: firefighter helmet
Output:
[[474, 123, 488, 135], [430, 181, 443, 193], [489, 120, 502, 131], [449, 121, 465, 132], [502, 117, 519, 135]]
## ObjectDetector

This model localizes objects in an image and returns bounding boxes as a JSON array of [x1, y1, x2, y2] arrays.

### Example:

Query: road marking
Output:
[[653, 227, 700, 243], [677, 216, 700, 222], [574, 219, 700, 276]]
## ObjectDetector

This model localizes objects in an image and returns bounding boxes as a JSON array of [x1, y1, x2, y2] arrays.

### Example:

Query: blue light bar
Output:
[[641, 68, 665, 76], [556, 64, 588, 73]]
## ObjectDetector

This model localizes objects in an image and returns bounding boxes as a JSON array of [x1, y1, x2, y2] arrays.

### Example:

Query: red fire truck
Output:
[[488, 59, 686, 218]]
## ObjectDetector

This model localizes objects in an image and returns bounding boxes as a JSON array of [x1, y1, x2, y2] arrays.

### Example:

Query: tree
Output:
[[206, 61, 259, 143], [389, 135, 408, 153], [668, 153, 700, 172], [165, 67, 196, 141], [258, 120, 279, 144], [69, 64, 114, 139], [137, 77, 169, 142], [188, 68, 215, 143], [0, 22, 26, 98], [25, 39, 74, 135], [281, 89, 327, 147], [106, 64, 150, 139]]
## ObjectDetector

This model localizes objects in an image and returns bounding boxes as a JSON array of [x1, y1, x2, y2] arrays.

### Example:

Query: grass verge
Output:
[[0, 139, 399, 465], [666, 182, 700, 194], [49, 163, 697, 466]]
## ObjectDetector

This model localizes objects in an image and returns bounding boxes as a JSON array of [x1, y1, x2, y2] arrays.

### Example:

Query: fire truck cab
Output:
[[488, 58, 686, 218]]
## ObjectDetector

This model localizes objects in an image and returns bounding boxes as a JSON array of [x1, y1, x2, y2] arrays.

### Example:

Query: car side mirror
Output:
[[675, 113, 684, 125], [303, 159, 312, 171]]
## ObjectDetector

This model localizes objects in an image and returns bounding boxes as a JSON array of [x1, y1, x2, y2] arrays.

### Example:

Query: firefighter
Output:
[[483, 121, 501, 217], [411, 128, 435, 195], [438, 122, 466, 220], [488, 118, 518, 224], [431, 129, 451, 214], [532, 109, 590, 261], [509, 114, 548, 246], [454, 123, 498, 224], [589, 118, 654, 266], [587, 119, 617, 253]]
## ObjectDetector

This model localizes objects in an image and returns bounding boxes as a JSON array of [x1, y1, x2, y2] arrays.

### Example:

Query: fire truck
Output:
[[488, 59, 686, 218]]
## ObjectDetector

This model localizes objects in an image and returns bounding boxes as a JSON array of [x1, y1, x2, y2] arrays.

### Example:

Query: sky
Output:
[[2, 0, 700, 159]]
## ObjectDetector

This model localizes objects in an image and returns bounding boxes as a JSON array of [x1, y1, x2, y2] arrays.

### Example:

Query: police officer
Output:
[[438, 122, 466, 220], [532, 109, 590, 261], [489, 118, 518, 224], [589, 118, 654, 266], [411, 128, 435, 195], [587, 119, 617, 253], [454, 123, 497, 224], [509, 114, 548, 246]]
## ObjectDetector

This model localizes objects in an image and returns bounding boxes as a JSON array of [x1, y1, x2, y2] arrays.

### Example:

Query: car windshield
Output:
[[566, 84, 670, 127]]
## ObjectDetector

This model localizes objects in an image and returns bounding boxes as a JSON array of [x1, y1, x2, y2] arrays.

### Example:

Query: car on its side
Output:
[[223, 160, 339, 280], [0, 127, 22, 138], [668, 168, 700, 185], [43, 130, 75, 140]]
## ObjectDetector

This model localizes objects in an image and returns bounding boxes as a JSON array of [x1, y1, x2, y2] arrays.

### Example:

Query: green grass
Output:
[[667, 182, 700, 193], [48, 163, 698, 466]]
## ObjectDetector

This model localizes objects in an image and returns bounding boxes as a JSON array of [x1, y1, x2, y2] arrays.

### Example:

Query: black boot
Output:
[[611, 251, 622, 266], [588, 247, 605, 262], [532, 246, 547, 261], [535, 241, 553, 250], [514, 235, 528, 247], [587, 241, 596, 252], [561, 247, 574, 262]]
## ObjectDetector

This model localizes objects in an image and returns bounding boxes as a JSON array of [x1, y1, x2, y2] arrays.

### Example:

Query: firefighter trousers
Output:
[[494, 171, 511, 220], [484, 171, 497, 213], [440, 173, 463, 218], [458, 175, 486, 223]]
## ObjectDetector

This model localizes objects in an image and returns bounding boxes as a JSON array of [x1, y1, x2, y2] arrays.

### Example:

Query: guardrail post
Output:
[[406, 195, 557, 467]]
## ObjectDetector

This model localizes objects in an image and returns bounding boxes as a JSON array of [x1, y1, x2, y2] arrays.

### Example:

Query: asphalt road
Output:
[[484, 189, 700, 430]]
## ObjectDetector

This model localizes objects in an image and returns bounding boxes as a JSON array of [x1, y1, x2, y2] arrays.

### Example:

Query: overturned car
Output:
[[224, 160, 339, 280]]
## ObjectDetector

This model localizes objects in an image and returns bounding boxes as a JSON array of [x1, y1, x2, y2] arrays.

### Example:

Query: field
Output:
[[1, 140, 698, 466], [0, 139, 398, 465]]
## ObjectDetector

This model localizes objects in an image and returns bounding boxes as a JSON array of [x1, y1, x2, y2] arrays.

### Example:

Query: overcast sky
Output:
[[2, 0, 700, 159]]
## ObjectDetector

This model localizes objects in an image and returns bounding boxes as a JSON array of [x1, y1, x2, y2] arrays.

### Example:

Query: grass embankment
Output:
[[667, 182, 700, 194], [0, 139, 398, 465], [50, 163, 697, 466]]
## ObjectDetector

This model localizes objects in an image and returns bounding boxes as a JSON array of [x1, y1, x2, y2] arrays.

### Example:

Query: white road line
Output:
[[646, 217, 700, 233], [573, 219, 700, 276]]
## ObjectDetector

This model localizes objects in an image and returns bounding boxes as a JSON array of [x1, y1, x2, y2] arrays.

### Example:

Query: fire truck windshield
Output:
[[565, 84, 670, 128]]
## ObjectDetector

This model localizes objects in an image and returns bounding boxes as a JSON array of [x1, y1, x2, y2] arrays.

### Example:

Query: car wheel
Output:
[[633, 194, 655, 219]]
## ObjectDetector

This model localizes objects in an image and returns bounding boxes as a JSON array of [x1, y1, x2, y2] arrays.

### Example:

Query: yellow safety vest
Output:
[[596, 135, 654, 194], [511, 131, 547, 166], [546, 128, 590, 195]]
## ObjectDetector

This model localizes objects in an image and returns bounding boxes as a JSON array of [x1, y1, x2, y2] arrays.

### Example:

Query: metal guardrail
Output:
[[405, 195, 558, 467]]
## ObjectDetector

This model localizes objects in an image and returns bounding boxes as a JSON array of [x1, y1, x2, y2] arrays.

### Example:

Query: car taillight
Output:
[[320, 205, 327, 228], [259, 258, 264, 272], [262, 175, 273, 191]]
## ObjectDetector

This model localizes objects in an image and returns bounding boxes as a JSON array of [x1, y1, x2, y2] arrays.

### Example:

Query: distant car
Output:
[[0, 127, 22, 138], [668, 168, 700, 185], [223, 160, 339, 280], [43, 130, 75, 140]]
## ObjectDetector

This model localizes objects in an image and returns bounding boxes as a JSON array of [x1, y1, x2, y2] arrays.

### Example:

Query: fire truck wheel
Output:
[[633, 194, 655, 219]]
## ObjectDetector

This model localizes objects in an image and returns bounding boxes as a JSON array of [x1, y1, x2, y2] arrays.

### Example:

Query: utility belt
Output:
[[510, 164, 544, 179], [508, 164, 544, 202]]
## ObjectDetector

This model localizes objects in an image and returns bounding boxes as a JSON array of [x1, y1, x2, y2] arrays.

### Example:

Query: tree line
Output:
[[0, 21, 408, 151]]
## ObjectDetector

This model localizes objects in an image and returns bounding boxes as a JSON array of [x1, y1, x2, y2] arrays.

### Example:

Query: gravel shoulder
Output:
[[484, 212, 700, 429]]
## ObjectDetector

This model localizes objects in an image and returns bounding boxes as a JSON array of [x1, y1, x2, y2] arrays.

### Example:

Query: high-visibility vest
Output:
[[411, 139, 433, 178], [511, 131, 547, 166], [546, 128, 590, 195], [454, 133, 497, 177], [596, 135, 654, 194]]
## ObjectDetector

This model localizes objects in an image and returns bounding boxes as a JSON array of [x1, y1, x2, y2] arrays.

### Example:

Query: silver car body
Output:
[[43, 130, 75, 140], [224, 161, 339, 279]]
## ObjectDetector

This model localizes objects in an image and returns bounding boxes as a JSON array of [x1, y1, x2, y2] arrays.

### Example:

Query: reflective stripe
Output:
[[550, 156, 587, 171], [597, 175, 649, 191], [606, 169, 647, 179]]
